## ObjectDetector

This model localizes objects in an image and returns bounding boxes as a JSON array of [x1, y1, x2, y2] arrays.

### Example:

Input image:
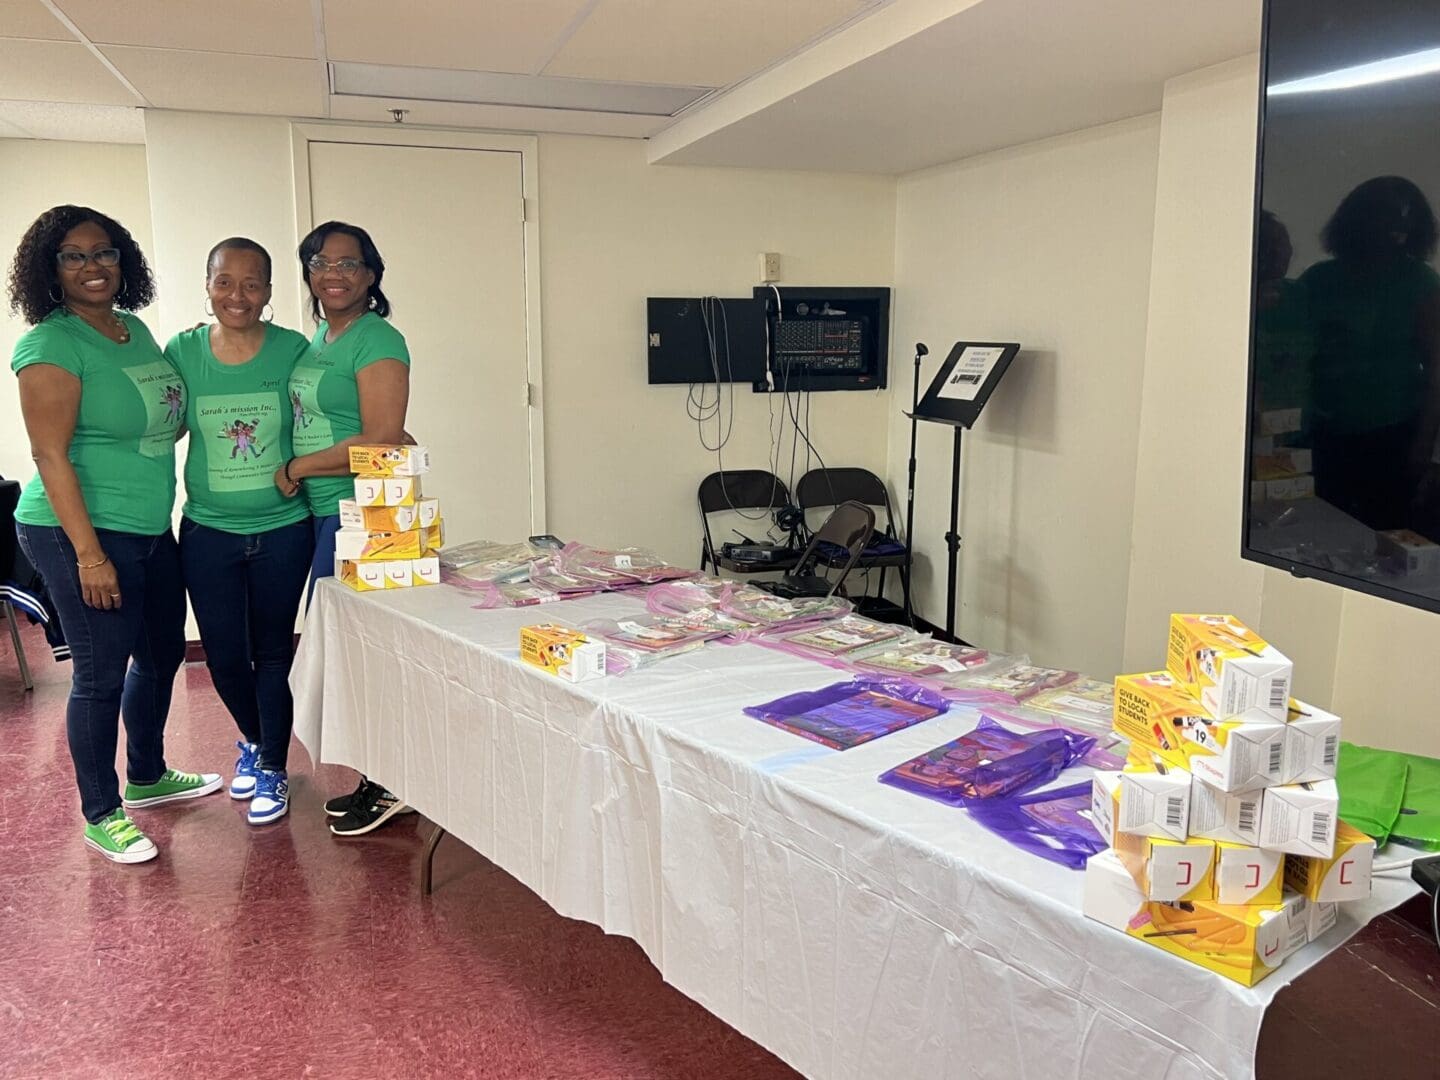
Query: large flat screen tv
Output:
[[1246, 0, 1440, 614]]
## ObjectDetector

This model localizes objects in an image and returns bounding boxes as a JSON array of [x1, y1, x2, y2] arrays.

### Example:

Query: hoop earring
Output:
[[368, 295, 378, 310], [116, 275, 129, 300], [204, 297, 215, 317], [262, 303, 274, 323], [48, 284, 64, 304]]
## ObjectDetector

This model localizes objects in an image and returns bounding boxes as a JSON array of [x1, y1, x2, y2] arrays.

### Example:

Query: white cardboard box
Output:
[[1306, 901, 1338, 941], [1260, 780, 1338, 858], [1215, 842, 1284, 906], [1082, 849, 1145, 931], [1282, 700, 1341, 784], [1189, 777, 1264, 846]]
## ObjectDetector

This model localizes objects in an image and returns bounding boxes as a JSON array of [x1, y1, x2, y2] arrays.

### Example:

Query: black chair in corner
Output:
[[758, 500, 875, 600], [697, 470, 801, 576], [796, 467, 913, 622]]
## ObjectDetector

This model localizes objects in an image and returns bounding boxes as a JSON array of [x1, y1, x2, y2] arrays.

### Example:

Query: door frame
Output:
[[290, 121, 547, 534]]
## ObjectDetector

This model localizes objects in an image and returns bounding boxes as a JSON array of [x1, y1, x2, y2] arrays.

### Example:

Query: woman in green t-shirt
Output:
[[7, 205, 221, 865], [279, 221, 413, 837], [168, 238, 315, 828]]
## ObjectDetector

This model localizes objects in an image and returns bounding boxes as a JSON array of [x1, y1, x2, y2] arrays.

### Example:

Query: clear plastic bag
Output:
[[966, 782, 1107, 870], [935, 661, 1079, 704], [852, 639, 996, 678], [559, 543, 696, 585], [765, 614, 912, 661], [743, 676, 949, 750], [440, 539, 545, 585], [720, 589, 851, 635], [879, 715, 1096, 805], [1024, 677, 1114, 728]]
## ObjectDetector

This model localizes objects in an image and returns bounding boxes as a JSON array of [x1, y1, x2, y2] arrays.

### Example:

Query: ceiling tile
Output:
[[102, 47, 326, 116], [322, 0, 593, 74], [0, 98, 143, 141], [0, 38, 135, 104], [328, 93, 665, 138], [54, 0, 315, 57], [546, 0, 871, 86], [0, 0, 71, 40]]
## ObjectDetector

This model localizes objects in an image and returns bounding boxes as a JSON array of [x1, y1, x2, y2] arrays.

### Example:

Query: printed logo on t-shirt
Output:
[[123, 361, 184, 458], [288, 366, 332, 455], [197, 392, 281, 492]]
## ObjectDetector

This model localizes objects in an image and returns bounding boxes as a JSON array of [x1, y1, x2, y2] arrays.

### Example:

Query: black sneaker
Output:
[[328, 783, 411, 837], [324, 776, 371, 818]]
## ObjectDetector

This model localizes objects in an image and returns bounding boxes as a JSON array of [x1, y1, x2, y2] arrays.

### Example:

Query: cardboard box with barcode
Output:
[[338, 498, 440, 533], [1113, 671, 1287, 792], [1114, 830, 1216, 902], [519, 624, 606, 683], [1092, 750, 1191, 843], [1306, 900, 1338, 942], [1376, 529, 1440, 577], [348, 444, 430, 477], [1284, 820, 1373, 903], [1189, 775, 1264, 846], [1259, 779, 1339, 858], [1215, 841, 1284, 906], [1282, 700, 1341, 784], [336, 558, 386, 592], [1166, 614, 1293, 723]]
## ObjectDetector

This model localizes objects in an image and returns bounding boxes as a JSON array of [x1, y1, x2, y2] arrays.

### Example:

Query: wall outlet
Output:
[[758, 251, 781, 283]]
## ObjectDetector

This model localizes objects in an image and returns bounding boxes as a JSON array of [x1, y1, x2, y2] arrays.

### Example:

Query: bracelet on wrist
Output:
[[76, 554, 109, 571], [284, 459, 296, 484]]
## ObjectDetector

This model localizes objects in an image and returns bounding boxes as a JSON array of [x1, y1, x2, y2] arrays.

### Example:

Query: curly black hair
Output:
[[1322, 176, 1438, 263], [6, 204, 157, 325], [298, 220, 391, 322]]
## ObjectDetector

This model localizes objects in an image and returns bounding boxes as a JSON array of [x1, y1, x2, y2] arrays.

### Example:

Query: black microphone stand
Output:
[[902, 343, 927, 627]]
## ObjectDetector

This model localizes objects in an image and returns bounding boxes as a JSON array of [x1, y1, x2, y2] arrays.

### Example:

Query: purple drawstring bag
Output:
[[966, 782, 1106, 870], [743, 676, 949, 751], [879, 715, 1095, 806]]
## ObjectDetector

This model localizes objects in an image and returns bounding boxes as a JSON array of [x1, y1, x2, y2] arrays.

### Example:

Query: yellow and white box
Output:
[[415, 497, 441, 529], [383, 560, 413, 589], [1306, 900, 1338, 942], [1282, 700, 1341, 784], [333, 529, 425, 562], [1249, 475, 1316, 503], [1114, 671, 1287, 792], [354, 477, 386, 507], [348, 444, 430, 477], [336, 559, 386, 592], [1167, 614, 1293, 723], [1189, 776, 1264, 847], [1215, 841, 1284, 906], [1128, 891, 1309, 987], [519, 624, 606, 683], [1253, 447, 1313, 477], [1260, 779, 1338, 858], [1115, 831, 1216, 903], [383, 476, 421, 506], [1093, 753, 1191, 843], [1376, 529, 1440, 577], [339, 499, 420, 533], [420, 521, 445, 552], [411, 555, 441, 586], [1283, 820, 1373, 903]]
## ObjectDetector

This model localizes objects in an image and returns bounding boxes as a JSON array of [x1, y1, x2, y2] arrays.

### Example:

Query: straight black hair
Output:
[[297, 220, 390, 322]]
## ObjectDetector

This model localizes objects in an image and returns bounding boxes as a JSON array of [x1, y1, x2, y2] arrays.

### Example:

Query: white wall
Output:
[[0, 140, 155, 484], [887, 116, 1161, 677]]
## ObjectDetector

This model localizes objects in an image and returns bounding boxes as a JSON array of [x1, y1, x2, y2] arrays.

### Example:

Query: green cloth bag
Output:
[[1390, 752, 1440, 851], [1335, 742, 1408, 843]]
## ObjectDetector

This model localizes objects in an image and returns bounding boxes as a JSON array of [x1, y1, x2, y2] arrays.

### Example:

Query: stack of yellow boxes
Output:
[[334, 445, 444, 591], [1084, 614, 1373, 985]]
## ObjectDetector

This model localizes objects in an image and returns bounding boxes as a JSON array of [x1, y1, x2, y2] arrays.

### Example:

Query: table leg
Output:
[[420, 822, 447, 895]]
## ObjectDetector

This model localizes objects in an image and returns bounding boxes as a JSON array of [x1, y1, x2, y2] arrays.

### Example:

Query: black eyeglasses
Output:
[[57, 248, 121, 270], [306, 255, 365, 276]]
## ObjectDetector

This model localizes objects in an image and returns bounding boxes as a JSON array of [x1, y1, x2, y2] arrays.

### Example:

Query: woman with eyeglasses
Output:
[[6, 205, 221, 864], [167, 238, 315, 826], [280, 220, 413, 837]]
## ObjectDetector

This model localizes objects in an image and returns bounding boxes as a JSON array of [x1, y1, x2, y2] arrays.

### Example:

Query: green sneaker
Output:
[[83, 809, 158, 864], [122, 768, 223, 808]]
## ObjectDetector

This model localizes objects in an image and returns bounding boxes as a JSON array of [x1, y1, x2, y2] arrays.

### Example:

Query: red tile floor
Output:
[[1, 620, 1438, 1079]]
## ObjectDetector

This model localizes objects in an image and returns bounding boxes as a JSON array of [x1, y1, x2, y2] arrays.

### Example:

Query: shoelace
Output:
[[255, 772, 288, 802], [102, 815, 144, 847], [235, 742, 260, 773], [162, 769, 204, 785]]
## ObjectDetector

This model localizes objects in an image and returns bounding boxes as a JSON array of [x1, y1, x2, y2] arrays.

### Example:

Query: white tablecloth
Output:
[[291, 580, 1417, 1080]]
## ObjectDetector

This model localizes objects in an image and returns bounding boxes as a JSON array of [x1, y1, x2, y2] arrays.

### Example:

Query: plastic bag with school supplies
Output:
[[743, 676, 949, 750], [440, 540, 545, 586], [764, 614, 912, 662], [967, 782, 1107, 870], [851, 639, 997, 679], [879, 715, 1096, 805], [720, 589, 851, 635], [936, 661, 1079, 704], [558, 543, 695, 585]]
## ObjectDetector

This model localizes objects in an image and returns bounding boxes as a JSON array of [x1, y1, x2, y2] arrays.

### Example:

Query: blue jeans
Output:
[[307, 513, 341, 607], [179, 517, 313, 771], [17, 524, 187, 824]]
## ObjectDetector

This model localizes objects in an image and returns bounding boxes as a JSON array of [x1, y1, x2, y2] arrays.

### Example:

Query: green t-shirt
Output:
[[10, 310, 182, 535], [166, 323, 314, 534], [1299, 256, 1440, 433], [289, 312, 410, 517]]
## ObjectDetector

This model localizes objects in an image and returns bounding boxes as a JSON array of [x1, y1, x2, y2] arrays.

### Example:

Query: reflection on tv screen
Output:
[[1248, 0, 1440, 611]]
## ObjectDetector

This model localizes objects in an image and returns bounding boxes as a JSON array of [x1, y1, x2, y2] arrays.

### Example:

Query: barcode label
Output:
[[1267, 741, 1283, 774], [1323, 736, 1338, 766], [1269, 678, 1287, 710], [1312, 812, 1332, 844], [1238, 802, 1258, 833], [1165, 798, 1184, 829]]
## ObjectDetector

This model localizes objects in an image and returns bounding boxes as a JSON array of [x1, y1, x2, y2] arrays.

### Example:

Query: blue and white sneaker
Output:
[[230, 742, 261, 800], [248, 769, 289, 826]]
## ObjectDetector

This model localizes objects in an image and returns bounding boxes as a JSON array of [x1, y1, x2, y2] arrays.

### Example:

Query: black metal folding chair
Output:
[[697, 470, 801, 576], [796, 467, 913, 620]]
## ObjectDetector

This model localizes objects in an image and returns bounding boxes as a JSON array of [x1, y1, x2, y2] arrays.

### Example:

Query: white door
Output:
[[307, 141, 533, 543]]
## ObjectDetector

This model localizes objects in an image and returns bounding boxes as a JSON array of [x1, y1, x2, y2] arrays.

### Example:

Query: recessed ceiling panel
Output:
[[546, 0, 872, 86], [0, 98, 144, 141], [56, 0, 315, 57], [0, 0, 71, 40], [102, 47, 326, 116], [323, 0, 593, 74], [326, 93, 665, 137], [0, 38, 135, 104]]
